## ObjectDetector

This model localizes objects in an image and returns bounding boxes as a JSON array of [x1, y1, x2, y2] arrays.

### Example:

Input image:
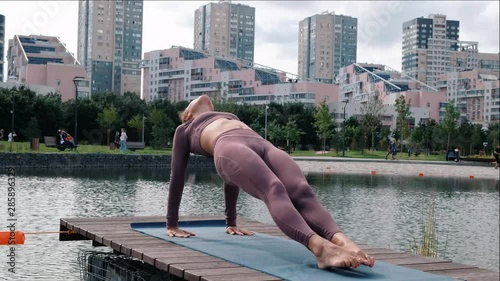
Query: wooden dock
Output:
[[60, 216, 499, 281]]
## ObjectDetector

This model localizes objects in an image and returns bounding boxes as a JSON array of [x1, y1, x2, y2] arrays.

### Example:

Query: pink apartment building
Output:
[[6, 35, 89, 101], [339, 63, 446, 124], [437, 69, 500, 124], [142, 46, 338, 106]]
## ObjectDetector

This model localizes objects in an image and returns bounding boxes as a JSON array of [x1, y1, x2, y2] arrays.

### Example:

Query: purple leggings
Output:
[[213, 129, 342, 246]]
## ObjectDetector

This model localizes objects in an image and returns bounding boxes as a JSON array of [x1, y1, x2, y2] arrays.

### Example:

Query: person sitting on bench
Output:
[[57, 129, 75, 150]]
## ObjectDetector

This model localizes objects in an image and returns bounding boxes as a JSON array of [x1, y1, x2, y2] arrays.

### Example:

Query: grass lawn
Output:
[[0, 141, 172, 155], [289, 149, 446, 161], [1, 140, 448, 161]]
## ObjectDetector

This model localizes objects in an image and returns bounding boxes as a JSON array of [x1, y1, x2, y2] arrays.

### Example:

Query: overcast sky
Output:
[[1, 1, 499, 79]]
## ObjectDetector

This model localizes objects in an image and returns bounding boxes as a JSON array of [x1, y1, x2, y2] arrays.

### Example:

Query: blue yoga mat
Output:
[[131, 220, 456, 281]]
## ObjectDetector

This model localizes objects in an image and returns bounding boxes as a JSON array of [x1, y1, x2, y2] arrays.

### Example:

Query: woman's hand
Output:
[[166, 227, 196, 238], [226, 226, 255, 236]]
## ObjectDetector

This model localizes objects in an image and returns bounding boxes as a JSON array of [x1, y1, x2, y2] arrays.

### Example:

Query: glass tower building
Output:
[[194, 0, 255, 63], [298, 12, 357, 84], [402, 14, 460, 86], [78, 0, 143, 96]]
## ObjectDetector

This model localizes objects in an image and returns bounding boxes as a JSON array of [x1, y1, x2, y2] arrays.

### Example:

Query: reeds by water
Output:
[[407, 199, 447, 258]]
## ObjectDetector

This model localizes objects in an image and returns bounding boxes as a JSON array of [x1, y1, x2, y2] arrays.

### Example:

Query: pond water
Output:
[[0, 167, 498, 280]]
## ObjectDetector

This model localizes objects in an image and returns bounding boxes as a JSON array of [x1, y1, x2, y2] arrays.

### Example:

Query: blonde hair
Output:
[[179, 109, 188, 123]]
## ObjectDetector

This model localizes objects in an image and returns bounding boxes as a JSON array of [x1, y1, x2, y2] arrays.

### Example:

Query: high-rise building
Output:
[[78, 0, 143, 96], [6, 35, 89, 101], [298, 11, 357, 84], [401, 14, 460, 86], [194, 0, 255, 63], [0, 14, 5, 82]]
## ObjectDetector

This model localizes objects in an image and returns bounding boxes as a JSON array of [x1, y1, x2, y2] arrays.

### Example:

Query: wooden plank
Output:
[[111, 238, 167, 254], [61, 216, 165, 223], [382, 256, 452, 265], [185, 267, 265, 281], [122, 241, 184, 256], [168, 261, 241, 279], [404, 262, 478, 271], [370, 253, 416, 259], [100, 233, 146, 247], [429, 268, 496, 275], [201, 273, 282, 281], [155, 256, 224, 275], [143, 249, 213, 266]]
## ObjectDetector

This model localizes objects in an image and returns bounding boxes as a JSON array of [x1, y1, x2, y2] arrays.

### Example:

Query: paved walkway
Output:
[[292, 157, 500, 180]]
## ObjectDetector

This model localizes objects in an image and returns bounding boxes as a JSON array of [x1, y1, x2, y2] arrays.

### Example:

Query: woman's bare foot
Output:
[[308, 235, 362, 269], [331, 233, 375, 267]]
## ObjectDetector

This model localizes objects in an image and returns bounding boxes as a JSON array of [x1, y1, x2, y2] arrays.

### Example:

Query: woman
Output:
[[167, 95, 374, 269], [120, 128, 127, 152]]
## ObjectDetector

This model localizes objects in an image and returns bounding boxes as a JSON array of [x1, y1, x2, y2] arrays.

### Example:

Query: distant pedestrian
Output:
[[114, 131, 121, 149], [454, 147, 460, 162], [7, 131, 16, 142], [385, 141, 392, 160], [390, 140, 397, 160], [0, 129, 4, 140], [120, 128, 127, 152]]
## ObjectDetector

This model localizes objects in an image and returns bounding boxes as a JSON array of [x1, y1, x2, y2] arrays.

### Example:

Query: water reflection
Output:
[[0, 168, 498, 280]]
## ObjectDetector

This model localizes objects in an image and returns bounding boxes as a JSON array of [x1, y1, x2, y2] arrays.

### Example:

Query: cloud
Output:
[[1, 1, 498, 79]]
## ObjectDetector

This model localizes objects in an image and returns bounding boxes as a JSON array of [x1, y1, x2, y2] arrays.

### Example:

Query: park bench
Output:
[[44, 136, 77, 151], [127, 142, 145, 151]]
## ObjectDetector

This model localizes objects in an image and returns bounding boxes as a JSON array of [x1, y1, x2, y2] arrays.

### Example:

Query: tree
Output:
[[486, 123, 500, 152], [283, 118, 304, 153], [395, 95, 412, 152], [314, 99, 335, 152], [97, 106, 119, 145], [127, 114, 143, 141], [360, 93, 384, 151], [267, 120, 283, 146], [148, 108, 166, 127], [20, 117, 41, 140], [442, 100, 460, 151]]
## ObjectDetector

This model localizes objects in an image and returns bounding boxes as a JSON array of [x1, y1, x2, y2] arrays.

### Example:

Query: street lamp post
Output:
[[142, 114, 147, 143], [264, 105, 269, 140], [73, 76, 86, 148], [342, 99, 349, 157], [11, 101, 14, 137]]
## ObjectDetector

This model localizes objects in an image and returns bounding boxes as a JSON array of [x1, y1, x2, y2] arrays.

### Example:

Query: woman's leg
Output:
[[260, 146, 341, 241], [262, 144, 375, 267], [214, 140, 316, 246], [214, 137, 362, 268]]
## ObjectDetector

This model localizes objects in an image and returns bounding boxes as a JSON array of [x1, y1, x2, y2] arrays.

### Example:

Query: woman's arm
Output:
[[166, 126, 190, 229], [224, 183, 239, 227], [223, 182, 254, 236]]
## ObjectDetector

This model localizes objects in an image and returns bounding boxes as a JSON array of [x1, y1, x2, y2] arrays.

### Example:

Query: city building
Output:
[[78, 0, 143, 96], [6, 35, 89, 101], [328, 101, 430, 131], [0, 14, 5, 82], [298, 11, 357, 84], [194, 0, 255, 63], [339, 63, 445, 122], [437, 69, 500, 124], [141, 46, 338, 106], [402, 14, 460, 86]]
